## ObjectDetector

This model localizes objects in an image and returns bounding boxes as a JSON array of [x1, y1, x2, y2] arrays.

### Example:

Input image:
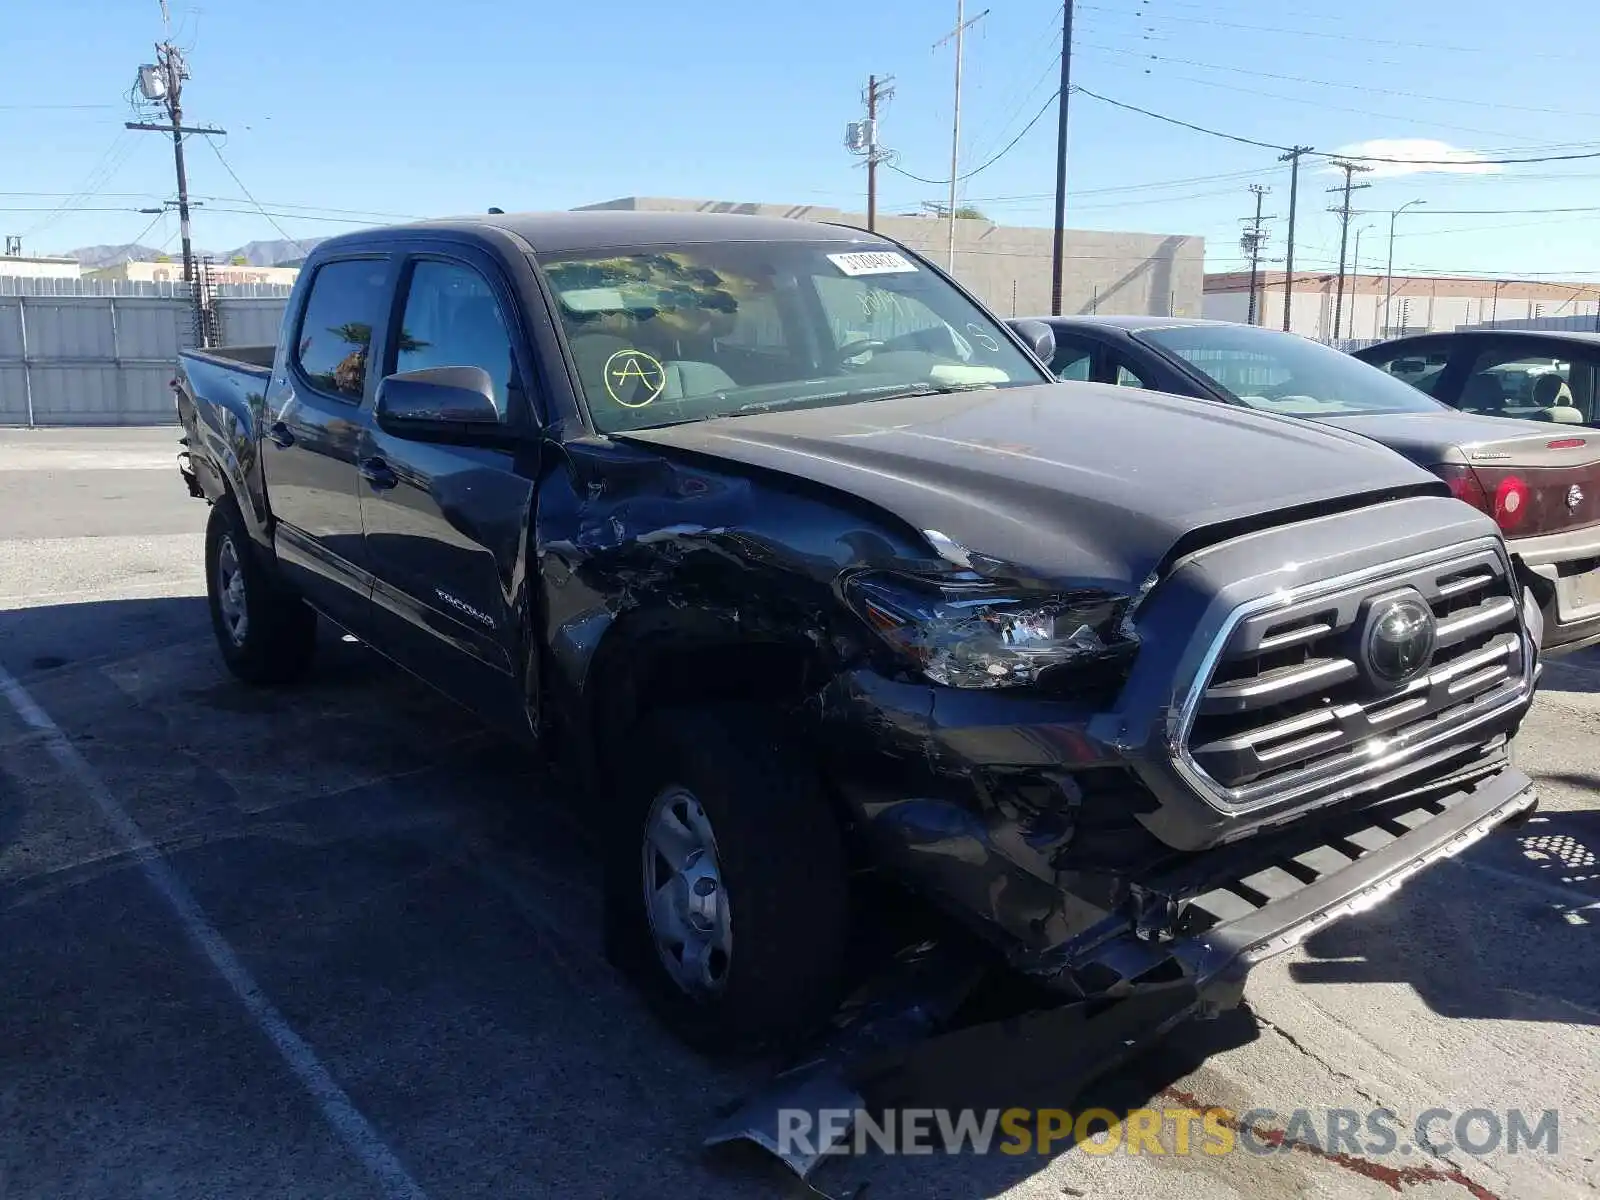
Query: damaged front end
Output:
[[709, 506, 1543, 1179]]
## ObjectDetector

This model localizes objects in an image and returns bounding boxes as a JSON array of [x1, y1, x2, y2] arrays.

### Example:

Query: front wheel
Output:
[[205, 499, 317, 685], [603, 705, 849, 1056]]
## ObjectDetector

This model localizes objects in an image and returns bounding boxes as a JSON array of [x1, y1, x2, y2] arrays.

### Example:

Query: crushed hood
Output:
[[618, 383, 1445, 590]]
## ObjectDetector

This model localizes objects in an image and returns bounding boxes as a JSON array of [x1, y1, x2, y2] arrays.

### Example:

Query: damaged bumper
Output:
[[1051, 764, 1536, 1002], [708, 766, 1535, 1179]]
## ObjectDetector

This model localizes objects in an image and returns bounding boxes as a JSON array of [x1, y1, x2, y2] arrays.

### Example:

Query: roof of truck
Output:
[[318, 209, 889, 256]]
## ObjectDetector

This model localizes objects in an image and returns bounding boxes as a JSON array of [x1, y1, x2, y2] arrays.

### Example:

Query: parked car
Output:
[[1355, 328, 1600, 427], [1014, 314, 1600, 656], [173, 213, 1538, 1060]]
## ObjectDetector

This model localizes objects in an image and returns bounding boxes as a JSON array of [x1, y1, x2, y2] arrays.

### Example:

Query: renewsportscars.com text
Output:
[[778, 1106, 1561, 1159]]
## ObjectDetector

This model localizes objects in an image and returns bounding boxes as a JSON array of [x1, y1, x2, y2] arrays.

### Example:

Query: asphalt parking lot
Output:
[[0, 427, 1596, 1200]]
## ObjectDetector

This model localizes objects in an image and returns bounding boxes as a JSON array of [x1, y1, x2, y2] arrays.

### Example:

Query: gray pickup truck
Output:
[[174, 210, 1540, 1063]]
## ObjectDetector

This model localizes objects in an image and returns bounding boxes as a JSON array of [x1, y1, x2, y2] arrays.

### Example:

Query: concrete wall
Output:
[[577, 197, 1205, 321]]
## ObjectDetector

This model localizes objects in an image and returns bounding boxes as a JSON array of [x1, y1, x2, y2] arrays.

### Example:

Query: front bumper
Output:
[[1045, 764, 1536, 1001], [708, 765, 1535, 1181]]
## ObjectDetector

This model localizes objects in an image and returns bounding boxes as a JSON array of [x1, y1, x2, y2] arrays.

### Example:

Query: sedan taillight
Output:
[[1432, 463, 1530, 534]]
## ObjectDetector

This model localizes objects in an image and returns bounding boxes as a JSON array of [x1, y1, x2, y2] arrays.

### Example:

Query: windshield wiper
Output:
[[736, 380, 994, 415]]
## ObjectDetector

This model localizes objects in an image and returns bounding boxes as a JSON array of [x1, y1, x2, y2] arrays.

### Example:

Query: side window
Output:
[[1050, 340, 1094, 381], [1460, 347, 1587, 423], [394, 261, 518, 418], [1363, 347, 1450, 397], [293, 259, 389, 401]]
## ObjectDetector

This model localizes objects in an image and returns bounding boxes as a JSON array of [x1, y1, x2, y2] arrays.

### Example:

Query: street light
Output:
[[1385, 199, 1426, 337], [1350, 224, 1374, 341]]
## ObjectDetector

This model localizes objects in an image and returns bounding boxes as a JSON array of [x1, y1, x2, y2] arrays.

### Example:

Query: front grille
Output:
[[1178, 540, 1531, 812]]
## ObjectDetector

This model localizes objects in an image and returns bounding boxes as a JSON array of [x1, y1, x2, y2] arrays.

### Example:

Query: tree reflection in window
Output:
[[305, 323, 428, 399]]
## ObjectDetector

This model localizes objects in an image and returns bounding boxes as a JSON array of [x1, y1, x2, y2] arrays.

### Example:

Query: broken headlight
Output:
[[842, 571, 1125, 689]]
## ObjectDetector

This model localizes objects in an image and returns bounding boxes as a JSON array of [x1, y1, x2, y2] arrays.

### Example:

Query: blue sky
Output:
[[8, 0, 1600, 284]]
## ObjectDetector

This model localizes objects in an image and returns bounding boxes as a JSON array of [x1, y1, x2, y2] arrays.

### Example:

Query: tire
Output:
[[603, 704, 849, 1056], [205, 498, 318, 685]]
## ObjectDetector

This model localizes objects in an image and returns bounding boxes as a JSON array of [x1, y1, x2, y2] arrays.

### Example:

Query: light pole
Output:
[[1349, 224, 1373, 341], [1384, 199, 1426, 338]]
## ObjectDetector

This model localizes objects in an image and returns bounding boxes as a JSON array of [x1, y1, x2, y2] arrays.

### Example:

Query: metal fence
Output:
[[0, 282, 290, 426]]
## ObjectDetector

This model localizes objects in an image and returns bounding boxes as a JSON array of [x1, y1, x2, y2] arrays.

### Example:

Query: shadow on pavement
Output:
[[1288, 808, 1600, 1025]]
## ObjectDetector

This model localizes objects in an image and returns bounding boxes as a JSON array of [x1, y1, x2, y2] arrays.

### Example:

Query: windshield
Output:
[[1136, 324, 1446, 417], [540, 239, 1049, 432]]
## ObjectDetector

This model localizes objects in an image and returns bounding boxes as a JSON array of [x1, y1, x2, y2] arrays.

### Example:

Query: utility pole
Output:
[[846, 76, 895, 231], [128, 31, 225, 287], [934, 2, 988, 272], [1050, 0, 1075, 316], [1240, 184, 1274, 326], [1277, 145, 1313, 332], [1326, 159, 1372, 343]]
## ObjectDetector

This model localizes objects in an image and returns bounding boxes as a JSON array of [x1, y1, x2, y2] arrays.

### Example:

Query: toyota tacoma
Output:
[[173, 210, 1541, 1056]]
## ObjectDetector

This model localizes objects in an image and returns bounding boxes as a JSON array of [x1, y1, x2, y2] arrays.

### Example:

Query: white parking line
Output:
[[0, 664, 431, 1200]]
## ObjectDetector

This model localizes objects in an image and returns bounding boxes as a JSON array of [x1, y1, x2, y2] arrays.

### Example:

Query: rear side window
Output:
[[293, 259, 389, 402]]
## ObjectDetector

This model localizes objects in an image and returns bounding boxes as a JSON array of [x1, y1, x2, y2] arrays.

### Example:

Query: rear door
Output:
[[267, 254, 394, 628], [356, 247, 542, 728]]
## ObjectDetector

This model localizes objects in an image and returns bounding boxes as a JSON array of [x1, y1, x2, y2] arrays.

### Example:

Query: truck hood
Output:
[[617, 383, 1444, 591]]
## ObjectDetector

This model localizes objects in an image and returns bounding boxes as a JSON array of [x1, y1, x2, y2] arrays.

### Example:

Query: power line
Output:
[[20, 132, 138, 240], [1069, 85, 1288, 150], [1075, 38, 1600, 121], [1070, 85, 1600, 166], [1075, 2, 1590, 61], [884, 89, 1060, 186], [201, 136, 310, 256], [1076, 44, 1552, 141], [966, 166, 1267, 203]]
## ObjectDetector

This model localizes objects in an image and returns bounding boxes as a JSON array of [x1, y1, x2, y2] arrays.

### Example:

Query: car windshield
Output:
[[539, 239, 1049, 432], [1136, 324, 1446, 417]]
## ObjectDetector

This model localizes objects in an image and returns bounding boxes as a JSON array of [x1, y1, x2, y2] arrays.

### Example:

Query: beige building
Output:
[[0, 254, 82, 280], [84, 260, 302, 286], [1205, 270, 1600, 343], [576, 197, 1205, 321]]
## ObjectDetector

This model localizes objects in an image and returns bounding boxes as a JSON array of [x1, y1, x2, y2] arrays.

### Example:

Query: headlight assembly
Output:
[[842, 571, 1129, 689]]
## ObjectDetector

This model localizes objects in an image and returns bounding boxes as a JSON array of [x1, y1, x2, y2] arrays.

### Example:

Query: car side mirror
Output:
[[374, 366, 504, 443], [1007, 319, 1056, 367]]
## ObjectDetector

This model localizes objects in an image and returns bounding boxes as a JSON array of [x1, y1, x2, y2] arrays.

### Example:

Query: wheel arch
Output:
[[579, 604, 834, 792]]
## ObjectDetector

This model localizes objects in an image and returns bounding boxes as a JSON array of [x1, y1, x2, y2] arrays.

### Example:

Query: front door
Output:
[[357, 253, 541, 729], [266, 255, 393, 628]]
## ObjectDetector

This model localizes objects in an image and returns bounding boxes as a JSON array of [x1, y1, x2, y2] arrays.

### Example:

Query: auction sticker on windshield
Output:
[[827, 251, 919, 277]]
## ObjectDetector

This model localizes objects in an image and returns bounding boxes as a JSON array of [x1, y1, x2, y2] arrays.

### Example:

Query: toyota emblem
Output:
[[1363, 596, 1437, 687], [1568, 484, 1584, 512]]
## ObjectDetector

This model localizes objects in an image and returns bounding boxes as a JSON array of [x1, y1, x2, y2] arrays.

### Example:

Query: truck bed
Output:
[[182, 344, 276, 377]]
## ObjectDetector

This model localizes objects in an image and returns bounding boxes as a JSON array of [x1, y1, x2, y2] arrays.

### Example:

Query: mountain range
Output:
[[63, 238, 326, 270]]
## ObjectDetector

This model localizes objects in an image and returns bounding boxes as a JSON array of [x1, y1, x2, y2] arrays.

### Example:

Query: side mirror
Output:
[[375, 366, 502, 442], [1007, 319, 1056, 367]]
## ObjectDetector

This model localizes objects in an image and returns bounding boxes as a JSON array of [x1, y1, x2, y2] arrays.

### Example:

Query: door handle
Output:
[[267, 421, 295, 448], [359, 457, 398, 490]]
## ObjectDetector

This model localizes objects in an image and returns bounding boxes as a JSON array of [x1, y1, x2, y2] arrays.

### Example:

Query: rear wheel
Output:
[[205, 498, 317, 685], [603, 705, 849, 1055]]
